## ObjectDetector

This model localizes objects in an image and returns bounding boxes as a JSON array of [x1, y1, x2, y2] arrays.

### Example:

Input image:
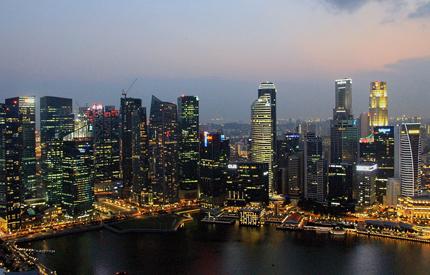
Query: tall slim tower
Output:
[[369, 82, 388, 127], [132, 107, 151, 204], [40, 96, 74, 205], [149, 96, 178, 203], [120, 97, 142, 193], [0, 103, 23, 231], [178, 96, 199, 199], [5, 96, 36, 199], [89, 104, 120, 184], [330, 79, 358, 165], [304, 133, 327, 201], [400, 123, 421, 197], [251, 82, 277, 195], [62, 125, 94, 217]]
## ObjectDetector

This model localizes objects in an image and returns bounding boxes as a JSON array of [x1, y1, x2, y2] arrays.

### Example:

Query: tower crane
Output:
[[122, 79, 137, 98]]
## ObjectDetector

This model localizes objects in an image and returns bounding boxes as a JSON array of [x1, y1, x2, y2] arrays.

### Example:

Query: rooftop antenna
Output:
[[122, 79, 137, 98]]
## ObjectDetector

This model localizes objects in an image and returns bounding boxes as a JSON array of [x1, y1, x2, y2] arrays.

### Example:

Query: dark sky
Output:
[[1, 0, 430, 123]]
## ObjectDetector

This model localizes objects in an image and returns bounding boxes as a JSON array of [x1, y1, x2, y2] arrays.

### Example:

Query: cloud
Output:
[[408, 1, 430, 18], [322, 0, 372, 13]]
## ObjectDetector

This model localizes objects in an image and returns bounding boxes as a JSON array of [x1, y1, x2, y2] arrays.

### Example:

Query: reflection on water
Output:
[[22, 215, 430, 275]]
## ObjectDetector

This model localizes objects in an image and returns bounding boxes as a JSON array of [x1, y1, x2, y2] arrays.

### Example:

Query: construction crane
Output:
[[122, 79, 137, 98]]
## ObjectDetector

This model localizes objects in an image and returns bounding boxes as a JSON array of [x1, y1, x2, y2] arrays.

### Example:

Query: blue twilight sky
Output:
[[1, 0, 430, 123]]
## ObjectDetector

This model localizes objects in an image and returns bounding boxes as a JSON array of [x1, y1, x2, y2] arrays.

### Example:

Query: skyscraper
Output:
[[251, 82, 276, 195], [120, 97, 142, 193], [89, 104, 120, 184], [400, 123, 421, 197], [149, 96, 178, 203], [199, 131, 230, 208], [369, 82, 388, 127], [62, 125, 94, 217], [178, 96, 199, 199], [40, 96, 74, 205], [5, 96, 36, 199], [131, 107, 151, 204], [373, 126, 395, 203], [304, 133, 327, 201], [330, 79, 358, 165], [333, 78, 353, 120], [0, 103, 22, 231], [356, 164, 377, 209], [225, 162, 269, 206]]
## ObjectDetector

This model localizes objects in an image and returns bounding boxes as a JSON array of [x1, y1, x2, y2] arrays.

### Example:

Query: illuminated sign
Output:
[[285, 134, 299, 138], [228, 164, 237, 169], [378, 128, 391, 134], [356, 164, 377, 171], [204, 131, 208, 147], [408, 130, 420, 134], [24, 98, 35, 104]]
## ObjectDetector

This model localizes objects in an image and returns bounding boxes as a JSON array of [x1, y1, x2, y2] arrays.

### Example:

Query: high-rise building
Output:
[[400, 123, 421, 197], [40, 96, 74, 205], [40, 96, 74, 146], [333, 78, 353, 120], [199, 131, 230, 208], [0, 103, 22, 231], [304, 133, 327, 201], [356, 164, 377, 209], [373, 126, 395, 203], [369, 82, 388, 127], [330, 79, 357, 165], [251, 82, 276, 196], [225, 162, 269, 206], [89, 104, 120, 184], [327, 163, 354, 202], [131, 107, 151, 205], [149, 96, 178, 203], [62, 125, 94, 217], [5, 96, 36, 199], [277, 133, 300, 169], [285, 152, 303, 199], [120, 97, 142, 193], [177, 96, 199, 199]]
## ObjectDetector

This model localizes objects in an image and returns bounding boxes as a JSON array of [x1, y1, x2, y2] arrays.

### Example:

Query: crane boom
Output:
[[122, 79, 137, 98]]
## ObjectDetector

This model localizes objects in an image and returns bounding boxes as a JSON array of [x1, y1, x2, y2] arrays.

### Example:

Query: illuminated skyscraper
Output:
[[330, 79, 358, 165], [251, 82, 276, 195], [40, 96, 74, 205], [0, 103, 22, 231], [226, 162, 269, 206], [369, 82, 388, 127], [5, 96, 36, 199], [178, 96, 199, 199], [373, 126, 395, 203], [62, 125, 94, 217], [400, 123, 421, 197], [120, 97, 142, 193], [200, 131, 230, 208], [304, 133, 327, 201], [356, 164, 377, 209], [132, 107, 151, 204], [88, 104, 120, 184], [149, 96, 178, 203], [333, 78, 353, 120]]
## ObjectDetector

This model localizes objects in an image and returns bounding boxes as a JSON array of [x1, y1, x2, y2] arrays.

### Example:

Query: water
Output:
[[21, 216, 430, 275]]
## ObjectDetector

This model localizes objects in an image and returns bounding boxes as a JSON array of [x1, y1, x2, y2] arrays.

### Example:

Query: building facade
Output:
[[304, 133, 327, 201], [149, 96, 178, 203], [178, 96, 200, 199], [400, 123, 421, 197], [369, 81, 388, 127], [5, 96, 36, 199], [251, 82, 277, 196]]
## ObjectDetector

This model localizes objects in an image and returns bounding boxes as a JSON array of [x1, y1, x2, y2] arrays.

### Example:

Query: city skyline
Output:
[[2, 1, 430, 123]]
